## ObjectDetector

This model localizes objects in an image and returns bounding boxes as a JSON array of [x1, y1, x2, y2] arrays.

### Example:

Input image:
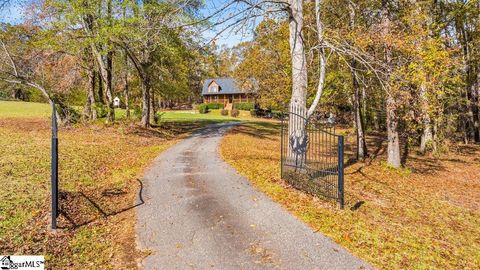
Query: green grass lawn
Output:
[[112, 108, 253, 122], [114, 108, 257, 123], [0, 101, 251, 122], [159, 110, 238, 121], [0, 101, 51, 118]]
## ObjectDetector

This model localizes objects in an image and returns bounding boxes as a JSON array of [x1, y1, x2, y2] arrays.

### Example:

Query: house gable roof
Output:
[[202, 78, 244, 96]]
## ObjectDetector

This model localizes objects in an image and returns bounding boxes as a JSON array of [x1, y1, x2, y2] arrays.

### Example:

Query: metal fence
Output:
[[280, 105, 345, 208]]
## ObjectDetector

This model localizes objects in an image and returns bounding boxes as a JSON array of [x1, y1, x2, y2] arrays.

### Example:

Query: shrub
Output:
[[234, 102, 255, 111], [206, 103, 224, 110], [231, 109, 240, 117], [272, 110, 283, 119], [94, 103, 107, 118], [198, 104, 208, 114], [132, 106, 143, 119], [60, 105, 81, 124], [220, 109, 229, 116], [250, 109, 257, 117], [0, 91, 10, 100]]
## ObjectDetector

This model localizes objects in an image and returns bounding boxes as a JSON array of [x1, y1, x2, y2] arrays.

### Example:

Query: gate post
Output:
[[51, 102, 59, 229], [338, 136, 345, 209], [280, 113, 284, 178]]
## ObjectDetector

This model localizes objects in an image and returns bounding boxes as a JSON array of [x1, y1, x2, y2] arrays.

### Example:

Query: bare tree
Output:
[[80, 0, 115, 123], [348, 1, 367, 160], [0, 38, 62, 122]]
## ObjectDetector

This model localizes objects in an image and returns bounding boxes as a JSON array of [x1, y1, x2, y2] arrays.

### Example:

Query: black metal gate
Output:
[[280, 105, 345, 208]]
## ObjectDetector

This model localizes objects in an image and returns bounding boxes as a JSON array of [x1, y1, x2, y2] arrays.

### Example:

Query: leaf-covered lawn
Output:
[[220, 122, 480, 269], [0, 102, 183, 268]]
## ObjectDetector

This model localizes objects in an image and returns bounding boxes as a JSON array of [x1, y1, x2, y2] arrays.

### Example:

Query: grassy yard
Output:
[[161, 109, 238, 121], [0, 101, 51, 118], [157, 109, 257, 123], [220, 122, 480, 269], [112, 108, 255, 123], [0, 101, 186, 268]]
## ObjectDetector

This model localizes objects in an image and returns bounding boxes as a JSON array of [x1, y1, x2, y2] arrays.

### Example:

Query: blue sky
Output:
[[0, 0, 255, 48], [0, 1, 24, 24], [200, 0, 256, 48], [203, 24, 253, 48]]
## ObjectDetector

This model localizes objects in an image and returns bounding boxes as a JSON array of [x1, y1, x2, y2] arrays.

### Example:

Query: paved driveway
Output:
[[137, 122, 372, 269]]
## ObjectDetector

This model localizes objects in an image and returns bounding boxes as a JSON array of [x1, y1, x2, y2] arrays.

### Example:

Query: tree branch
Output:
[[307, 0, 326, 118]]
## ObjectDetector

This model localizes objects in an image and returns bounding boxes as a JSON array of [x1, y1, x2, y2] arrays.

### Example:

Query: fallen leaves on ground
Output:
[[0, 118, 178, 269], [220, 122, 480, 269]]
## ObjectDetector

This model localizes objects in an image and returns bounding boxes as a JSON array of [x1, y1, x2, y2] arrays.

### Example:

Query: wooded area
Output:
[[0, 0, 219, 126], [215, 0, 480, 168], [1, 1, 479, 268], [1, 0, 480, 168]]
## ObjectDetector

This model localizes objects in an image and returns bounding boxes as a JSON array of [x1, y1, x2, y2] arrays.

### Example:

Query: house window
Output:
[[210, 86, 218, 92], [208, 81, 221, 93]]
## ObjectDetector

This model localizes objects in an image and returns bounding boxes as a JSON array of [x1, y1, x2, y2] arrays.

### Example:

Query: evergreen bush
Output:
[[233, 102, 254, 111], [206, 103, 224, 110], [198, 104, 208, 114]]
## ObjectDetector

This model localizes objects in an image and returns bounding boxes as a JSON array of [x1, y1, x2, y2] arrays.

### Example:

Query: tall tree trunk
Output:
[[477, 71, 480, 141], [149, 87, 156, 125], [433, 121, 439, 153], [386, 95, 401, 167], [91, 44, 114, 122], [141, 75, 151, 128], [82, 0, 99, 119], [381, 0, 401, 168], [352, 61, 367, 159], [122, 6, 130, 120], [103, 0, 114, 123], [124, 52, 130, 119], [288, 0, 308, 109], [456, 20, 478, 143], [373, 108, 381, 131], [84, 69, 97, 120], [106, 51, 114, 122], [419, 84, 432, 154], [287, 0, 309, 168], [472, 76, 480, 142], [97, 67, 105, 104], [411, 0, 433, 154], [122, 42, 150, 127], [362, 86, 367, 128], [349, 1, 367, 160]]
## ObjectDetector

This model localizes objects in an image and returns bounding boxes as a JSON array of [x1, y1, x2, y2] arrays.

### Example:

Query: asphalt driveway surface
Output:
[[137, 122, 372, 270]]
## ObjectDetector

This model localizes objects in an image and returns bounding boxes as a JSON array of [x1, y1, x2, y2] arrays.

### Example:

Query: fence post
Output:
[[51, 102, 58, 229], [280, 113, 284, 178], [338, 136, 345, 209]]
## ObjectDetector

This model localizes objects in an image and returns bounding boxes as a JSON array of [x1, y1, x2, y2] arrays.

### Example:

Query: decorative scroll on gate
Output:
[[280, 105, 345, 208]]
